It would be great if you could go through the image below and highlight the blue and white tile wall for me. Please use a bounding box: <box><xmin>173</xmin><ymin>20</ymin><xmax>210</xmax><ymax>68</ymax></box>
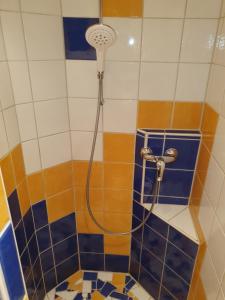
<box><xmin>134</xmin><ymin>129</ymin><xmax>201</xmax><ymax>205</ymax></box>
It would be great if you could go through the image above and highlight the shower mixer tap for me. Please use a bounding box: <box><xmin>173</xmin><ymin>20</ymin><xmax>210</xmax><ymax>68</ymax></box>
<box><xmin>140</xmin><ymin>147</ymin><xmax>178</xmax><ymax>181</ymax></box>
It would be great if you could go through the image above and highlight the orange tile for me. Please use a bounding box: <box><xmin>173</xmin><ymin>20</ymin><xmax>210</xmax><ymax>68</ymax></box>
<box><xmin>201</xmin><ymin>103</ymin><xmax>218</xmax><ymax>152</ymax></box>
<box><xmin>196</xmin><ymin>143</ymin><xmax>210</xmax><ymax>185</ymax></box>
<box><xmin>73</xmin><ymin>161</ymin><xmax>103</xmax><ymax>188</ymax></box>
<box><xmin>92</xmin><ymin>291</ymin><xmax>105</xmax><ymax>300</ymax></box>
<box><xmin>43</xmin><ymin>161</ymin><xmax>73</xmax><ymax>197</ymax></box>
<box><xmin>103</xmin><ymin>212</ymin><xmax>132</xmax><ymax>232</ymax></box>
<box><xmin>172</xmin><ymin>102</ymin><xmax>202</xmax><ymax>129</ymax></box>
<box><xmin>194</xmin><ymin>278</ymin><xmax>206</xmax><ymax>300</ymax></box>
<box><xmin>11</xmin><ymin>145</ymin><xmax>26</xmax><ymax>185</ymax></box>
<box><xmin>104</xmin><ymin>189</ymin><xmax>132</xmax><ymax>213</ymax></box>
<box><xmin>112</xmin><ymin>273</ymin><xmax>126</xmax><ymax>286</ymax></box>
<box><xmin>137</xmin><ymin>101</ymin><xmax>173</xmax><ymax>129</ymax></box>
<box><xmin>102</xmin><ymin>0</ymin><xmax>143</xmax><ymax>17</ymax></box>
<box><xmin>0</xmin><ymin>154</ymin><xmax>16</xmax><ymax>197</ymax></box>
<box><xmin>104</xmin><ymin>163</ymin><xmax>133</xmax><ymax>189</ymax></box>
<box><xmin>104</xmin><ymin>235</ymin><xmax>131</xmax><ymax>255</ymax></box>
<box><xmin>74</xmin><ymin>187</ymin><xmax>104</xmax><ymax>212</ymax></box>
<box><xmin>68</xmin><ymin>270</ymin><xmax>83</xmax><ymax>284</ymax></box>
<box><xmin>76</xmin><ymin>211</ymin><xmax>104</xmax><ymax>234</ymax></box>
<box><xmin>47</xmin><ymin>189</ymin><xmax>74</xmax><ymax>223</ymax></box>
<box><xmin>27</xmin><ymin>172</ymin><xmax>44</xmax><ymax>205</ymax></box>
<box><xmin>17</xmin><ymin>179</ymin><xmax>30</xmax><ymax>216</ymax></box>
<box><xmin>103</xmin><ymin>133</ymin><xmax>135</xmax><ymax>163</ymax></box>
<box><xmin>0</xmin><ymin>174</ymin><xmax>10</xmax><ymax>231</ymax></box>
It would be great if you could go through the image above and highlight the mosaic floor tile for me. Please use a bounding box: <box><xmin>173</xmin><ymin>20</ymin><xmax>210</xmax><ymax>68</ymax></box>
<box><xmin>45</xmin><ymin>271</ymin><xmax>154</xmax><ymax>300</ymax></box>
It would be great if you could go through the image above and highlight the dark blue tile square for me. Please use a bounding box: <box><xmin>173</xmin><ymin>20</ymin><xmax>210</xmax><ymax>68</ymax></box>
<box><xmin>44</xmin><ymin>269</ymin><xmax>57</xmax><ymax>293</ymax></box>
<box><xmin>50</xmin><ymin>213</ymin><xmax>76</xmax><ymax>245</ymax></box>
<box><xmin>83</xmin><ymin>271</ymin><xmax>98</xmax><ymax>280</ymax></box>
<box><xmin>15</xmin><ymin>220</ymin><xmax>27</xmax><ymax>255</ymax></box>
<box><xmin>28</xmin><ymin>234</ymin><xmax>39</xmax><ymax>265</ymax></box>
<box><xmin>36</xmin><ymin>225</ymin><xmax>51</xmax><ymax>253</ymax></box>
<box><xmin>97</xmin><ymin>279</ymin><xmax>105</xmax><ymax>289</ymax></box>
<box><xmin>32</xmin><ymin>200</ymin><xmax>48</xmax><ymax>230</ymax></box>
<box><xmin>129</xmin><ymin>258</ymin><xmax>139</xmax><ymax>282</ymax></box>
<box><xmin>131</xmin><ymin>237</ymin><xmax>141</xmax><ymax>262</ymax></box>
<box><xmin>56</xmin><ymin>254</ymin><xmax>79</xmax><ymax>284</ymax></box>
<box><xmin>21</xmin><ymin>247</ymin><xmax>32</xmax><ymax>280</ymax></box>
<box><xmin>144</xmin><ymin>168</ymin><xmax>157</xmax><ymax>195</ymax></box>
<box><xmin>36</xmin><ymin>278</ymin><xmax>45</xmax><ymax>300</ymax></box>
<box><xmin>143</xmin><ymin>224</ymin><xmax>167</xmax><ymax>260</ymax></box>
<box><xmin>78</xmin><ymin>233</ymin><xmax>103</xmax><ymax>253</ymax></box>
<box><xmin>141</xmin><ymin>246</ymin><xmax>163</xmax><ymax>281</ymax></box>
<box><xmin>32</xmin><ymin>257</ymin><xmax>42</xmax><ymax>288</ymax></box>
<box><xmin>80</xmin><ymin>253</ymin><xmax>104</xmax><ymax>271</ymax></box>
<box><xmin>158</xmin><ymin>196</ymin><xmax>188</xmax><ymax>205</ymax></box>
<box><xmin>133</xmin><ymin>164</ymin><xmax>143</xmax><ymax>193</ymax></box>
<box><xmin>8</xmin><ymin>190</ymin><xmax>21</xmax><ymax>227</ymax></box>
<box><xmin>125</xmin><ymin>279</ymin><xmax>135</xmax><ymax>291</ymax></box>
<box><xmin>162</xmin><ymin>266</ymin><xmax>189</xmax><ymax>300</ymax></box>
<box><xmin>159</xmin><ymin>170</ymin><xmax>194</xmax><ymax>198</ymax></box>
<box><xmin>135</xmin><ymin>134</ymin><xmax>145</xmax><ymax>166</ymax></box>
<box><xmin>23</xmin><ymin>208</ymin><xmax>35</xmax><ymax>241</ymax></box>
<box><xmin>133</xmin><ymin>201</ymin><xmax>144</xmax><ymax>220</ymax></box>
<box><xmin>160</xmin><ymin>287</ymin><xmax>176</xmax><ymax>300</ymax></box>
<box><xmin>139</xmin><ymin>267</ymin><xmax>160</xmax><ymax>300</ymax></box>
<box><xmin>105</xmin><ymin>255</ymin><xmax>129</xmax><ymax>273</ymax></box>
<box><xmin>169</xmin><ymin>226</ymin><xmax>198</xmax><ymax>260</ymax></box>
<box><xmin>53</xmin><ymin>235</ymin><xmax>77</xmax><ymax>265</ymax></box>
<box><xmin>40</xmin><ymin>248</ymin><xmax>54</xmax><ymax>273</ymax></box>
<box><xmin>133</xmin><ymin>190</ymin><xmax>141</xmax><ymax>202</ymax></box>
<box><xmin>56</xmin><ymin>281</ymin><xmax>68</xmax><ymax>292</ymax></box>
<box><xmin>111</xmin><ymin>291</ymin><xmax>129</xmax><ymax>300</ymax></box>
<box><xmin>63</xmin><ymin>17</ymin><xmax>99</xmax><ymax>60</ymax></box>
<box><xmin>25</xmin><ymin>272</ymin><xmax>35</xmax><ymax>299</ymax></box>
<box><xmin>145</xmin><ymin>213</ymin><xmax>168</xmax><ymax>238</ymax></box>
<box><xmin>146</xmin><ymin>138</ymin><xmax>164</xmax><ymax>168</ymax></box>
<box><xmin>100</xmin><ymin>282</ymin><xmax>116</xmax><ymax>297</ymax></box>
<box><xmin>132</xmin><ymin>216</ymin><xmax>143</xmax><ymax>242</ymax></box>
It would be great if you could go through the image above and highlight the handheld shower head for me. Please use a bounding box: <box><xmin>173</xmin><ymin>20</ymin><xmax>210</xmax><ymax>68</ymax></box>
<box><xmin>85</xmin><ymin>24</ymin><xmax>116</xmax><ymax>74</ymax></box>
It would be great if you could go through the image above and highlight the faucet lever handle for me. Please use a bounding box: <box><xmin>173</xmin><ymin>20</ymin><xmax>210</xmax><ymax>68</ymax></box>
<box><xmin>156</xmin><ymin>159</ymin><xmax>165</xmax><ymax>182</ymax></box>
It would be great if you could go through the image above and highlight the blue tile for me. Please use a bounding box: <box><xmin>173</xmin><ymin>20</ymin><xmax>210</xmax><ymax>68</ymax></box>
<box><xmin>32</xmin><ymin>257</ymin><xmax>42</xmax><ymax>288</ymax></box>
<box><xmin>23</xmin><ymin>208</ymin><xmax>35</xmax><ymax>241</ymax></box>
<box><xmin>159</xmin><ymin>170</ymin><xmax>194</xmax><ymax>198</ymax></box>
<box><xmin>168</xmin><ymin>226</ymin><xmax>198</xmax><ymax>260</ymax></box>
<box><xmin>21</xmin><ymin>247</ymin><xmax>32</xmax><ymax>280</ymax></box>
<box><xmin>133</xmin><ymin>190</ymin><xmax>141</xmax><ymax>202</ymax></box>
<box><xmin>40</xmin><ymin>248</ymin><xmax>54</xmax><ymax>273</ymax></box>
<box><xmin>110</xmin><ymin>292</ymin><xmax>129</xmax><ymax>299</ymax></box>
<box><xmin>83</xmin><ymin>271</ymin><xmax>98</xmax><ymax>280</ymax></box>
<box><xmin>36</xmin><ymin>225</ymin><xmax>51</xmax><ymax>253</ymax></box>
<box><xmin>132</xmin><ymin>216</ymin><xmax>143</xmax><ymax>242</ymax></box>
<box><xmin>129</xmin><ymin>258</ymin><xmax>139</xmax><ymax>282</ymax></box>
<box><xmin>50</xmin><ymin>213</ymin><xmax>76</xmax><ymax>245</ymax></box>
<box><xmin>56</xmin><ymin>281</ymin><xmax>68</xmax><ymax>292</ymax></box>
<box><xmin>160</xmin><ymin>287</ymin><xmax>176</xmax><ymax>300</ymax></box>
<box><xmin>125</xmin><ymin>279</ymin><xmax>135</xmax><ymax>291</ymax></box>
<box><xmin>139</xmin><ymin>267</ymin><xmax>160</xmax><ymax>300</ymax></box>
<box><xmin>141</xmin><ymin>246</ymin><xmax>163</xmax><ymax>281</ymax></box>
<box><xmin>100</xmin><ymin>282</ymin><xmax>116</xmax><ymax>297</ymax></box>
<box><xmin>133</xmin><ymin>200</ymin><xmax>144</xmax><ymax>220</ymax></box>
<box><xmin>74</xmin><ymin>293</ymin><xmax>83</xmax><ymax>300</ymax></box>
<box><xmin>165</xmin><ymin>243</ymin><xmax>194</xmax><ymax>284</ymax></box>
<box><xmin>53</xmin><ymin>235</ymin><xmax>77</xmax><ymax>265</ymax></box>
<box><xmin>97</xmin><ymin>279</ymin><xmax>105</xmax><ymax>289</ymax></box>
<box><xmin>44</xmin><ymin>269</ymin><xmax>57</xmax><ymax>293</ymax></box>
<box><xmin>158</xmin><ymin>196</ymin><xmax>188</xmax><ymax>205</ymax></box>
<box><xmin>78</xmin><ymin>233</ymin><xmax>103</xmax><ymax>253</ymax></box>
<box><xmin>8</xmin><ymin>190</ymin><xmax>21</xmax><ymax>227</ymax></box>
<box><xmin>131</xmin><ymin>237</ymin><xmax>141</xmax><ymax>262</ymax></box>
<box><xmin>105</xmin><ymin>255</ymin><xmax>129</xmax><ymax>273</ymax></box>
<box><xmin>80</xmin><ymin>253</ymin><xmax>104</xmax><ymax>271</ymax></box>
<box><xmin>143</xmin><ymin>194</ymin><xmax>156</xmax><ymax>203</ymax></box>
<box><xmin>0</xmin><ymin>224</ymin><xmax>25</xmax><ymax>300</ymax></box>
<box><xmin>146</xmin><ymin>138</ymin><xmax>164</xmax><ymax>168</ymax></box>
<box><xmin>36</xmin><ymin>278</ymin><xmax>45</xmax><ymax>300</ymax></box>
<box><xmin>143</xmin><ymin>224</ymin><xmax>167</xmax><ymax>260</ymax></box>
<box><xmin>133</xmin><ymin>164</ymin><xmax>143</xmax><ymax>193</ymax></box>
<box><xmin>15</xmin><ymin>220</ymin><xmax>27</xmax><ymax>255</ymax></box>
<box><xmin>56</xmin><ymin>254</ymin><xmax>79</xmax><ymax>284</ymax></box>
<box><xmin>32</xmin><ymin>200</ymin><xmax>48</xmax><ymax>230</ymax></box>
<box><xmin>145</xmin><ymin>212</ymin><xmax>168</xmax><ymax>238</ymax></box>
<box><xmin>162</xmin><ymin>266</ymin><xmax>189</xmax><ymax>300</ymax></box>
<box><xmin>28</xmin><ymin>234</ymin><xmax>39</xmax><ymax>265</ymax></box>
<box><xmin>63</xmin><ymin>17</ymin><xmax>99</xmax><ymax>60</ymax></box>
<box><xmin>25</xmin><ymin>272</ymin><xmax>35</xmax><ymax>299</ymax></box>
<box><xmin>144</xmin><ymin>168</ymin><xmax>157</xmax><ymax>195</ymax></box>
<box><xmin>135</xmin><ymin>134</ymin><xmax>145</xmax><ymax>166</ymax></box>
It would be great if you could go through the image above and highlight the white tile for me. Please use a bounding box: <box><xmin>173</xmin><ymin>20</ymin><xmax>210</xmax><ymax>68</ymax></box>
<box><xmin>212</xmin><ymin>116</ymin><xmax>225</xmax><ymax>172</ymax></box>
<box><xmin>56</xmin><ymin>291</ymin><xmax>78</xmax><ymax>300</ymax></box>
<box><xmin>0</xmin><ymin>62</ymin><xmax>14</xmax><ymax>109</ymax></box>
<box><xmin>34</xmin><ymin>99</ymin><xmax>69</xmax><ymax>137</ymax></box>
<box><xmin>216</xmin><ymin>180</ymin><xmax>225</xmax><ymax>235</ymax></box>
<box><xmin>22</xmin><ymin>14</ymin><xmax>64</xmax><ymax>60</ymax></box>
<box><xmin>180</xmin><ymin>19</ymin><xmax>218</xmax><ymax>63</ymax></box>
<box><xmin>8</xmin><ymin>61</ymin><xmax>32</xmax><ymax>104</ymax></box>
<box><xmin>0</xmin><ymin>112</ymin><xmax>9</xmax><ymax>158</ymax></box>
<box><xmin>199</xmin><ymin>191</ymin><xmax>215</xmax><ymax>241</ymax></box>
<box><xmin>103</xmin><ymin>100</ymin><xmax>137</xmax><ymax>133</ymax></box>
<box><xmin>3</xmin><ymin>106</ymin><xmax>20</xmax><ymax>149</ymax></box>
<box><xmin>222</xmin><ymin>1</ymin><xmax>225</xmax><ymax>17</ymax></box>
<box><xmin>186</xmin><ymin>0</ymin><xmax>222</xmax><ymax>18</ymax></box>
<box><xmin>16</xmin><ymin>103</ymin><xmax>37</xmax><ymax>142</ymax></box>
<box><xmin>66</xmin><ymin>60</ymin><xmax>98</xmax><ymax>98</ymax></box>
<box><xmin>139</xmin><ymin>62</ymin><xmax>177</xmax><ymax>100</ymax></box>
<box><xmin>0</xmin><ymin>23</ymin><xmax>6</xmax><ymax>61</ymax></box>
<box><xmin>143</xmin><ymin>0</ymin><xmax>186</xmax><ymax>18</ymax></box>
<box><xmin>82</xmin><ymin>281</ymin><xmax>92</xmax><ymax>293</ymax></box>
<box><xmin>214</xmin><ymin>19</ymin><xmax>225</xmax><ymax>67</ymax></box>
<box><xmin>29</xmin><ymin>61</ymin><xmax>67</xmax><ymax>100</ymax></box>
<box><xmin>98</xmin><ymin>272</ymin><xmax>113</xmax><ymax>282</ymax></box>
<box><xmin>217</xmin><ymin>290</ymin><xmax>225</xmax><ymax>300</ymax></box>
<box><xmin>0</xmin><ymin>11</ymin><xmax>26</xmax><ymax>60</ymax></box>
<box><xmin>71</xmin><ymin>131</ymin><xmax>102</xmax><ymax>161</ymax></box>
<box><xmin>104</xmin><ymin>18</ymin><xmax>142</xmax><ymax>62</ymax></box>
<box><xmin>22</xmin><ymin>140</ymin><xmax>41</xmax><ymax>174</ymax></box>
<box><xmin>141</xmin><ymin>19</ymin><xmax>183</xmax><ymax>62</ymax></box>
<box><xmin>175</xmin><ymin>63</ymin><xmax>210</xmax><ymax>102</ymax></box>
<box><xmin>104</xmin><ymin>62</ymin><xmax>139</xmax><ymax>99</ymax></box>
<box><xmin>21</xmin><ymin>0</ymin><xmax>61</xmax><ymax>15</ymax></box>
<box><xmin>0</xmin><ymin>0</ymin><xmax>20</xmax><ymax>11</ymax></box>
<box><xmin>201</xmin><ymin>250</ymin><xmax>220</xmax><ymax>300</ymax></box>
<box><xmin>130</xmin><ymin>284</ymin><xmax>150</xmax><ymax>300</ymax></box>
<box><xmin>39</xmin><ymin>132</ymin><xmax>71</xmax><ymax>168</ymax></box>
<box><xmin>61</xmin><ymin>0</ymin><xmax>99</xmax><ymax>17</ymax></box>
<box><xmin>69</xmin><ymin>98</ymin><xmax>102</xmax><ymax>131</ymax></box>
<box><xmin>222</xmin><ymin>274</ymin><xmax>225</xmax><ymax>297</ymax></box>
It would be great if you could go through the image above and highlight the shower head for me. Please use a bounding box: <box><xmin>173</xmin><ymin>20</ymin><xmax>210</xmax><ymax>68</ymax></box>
<box><xmin>85</xmin><ymin>23</ymin><xmax>116</xmax><ymax>74</ymax></box>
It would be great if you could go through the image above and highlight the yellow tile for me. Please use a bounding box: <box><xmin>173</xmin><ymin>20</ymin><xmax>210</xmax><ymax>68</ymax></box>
<box><xmin>0</xmin><ymin>154</ymin><xmax>16</xmax><ymax>197</ymax></box>
<box><xmin>112</xmin><ymin>273</ymin><xmax>126</xmax><ymax>286</ymax></box>
<box><xmin>103</xmin><ymin>212</ymin><xmax>132</xmax><ymax>232</ymax></box>
<box><xmin>43</xmin><ymin>161</ymin><xmax>73</xmax><ymax>197</ymax></box>
<box><xmin>68</xmin><ymin>282</ymin><xmax>83</xmax><ymax>292</ymax></box>
<box><xmin>47</xmin><ymin>189</ymin><xmax>74</xmax><ymax>223</ymax></box>
<box><xmin>92</xmin><ymin>291</ymin><xmax>105</xmax><ymax>300</ymax></box>
<box><xmin>104</xmin><ymin>189</ymin><xmax>132</xmax><ymax>213</ymax></box>
<box><xmin>74</xmin><ymin>187</ymin><xmax>104</xmax><ymax>212</ymax></box>
<box><xmin>194</xmin><ymin>278</ymin><xmax>206</xmax><ymax>300</ymax></box>
<box><xmin>0</xmin><ymin>174</ymin><xmax>10</xmax><ymax>231</ymax></box>
<box><xmin>68</xmin><ymin>270</ymin><xmax>83</xmax><ymax>284</ymax></box>
<box><xmin>172</xmin><ymin>102</ymin><xmax>202</xmax><ymax>129</ymax></box>
<box><xmin>73</xmin><ymin>161</ymin><xmax>103</xmax><ymax>188</ymax></box>
<box><xmin>104</xmin><ymin>163</ymin><xmax>133</xmax><ymax>189</ymax></box>
<box><xmin>104</xmin><ymin>234</ymin><xmax>131</xmax><ymax>255</ymax></box>
<box><xmin>137</xmin><ymin>101</ymin><xmax>173</xmax><ymax>129</ymax></box>
<box><xmin>76</xmin><ymin>211</ymin><xmax>104</xmax><ymax>234</ymax></box>
<box><xmin>11</xmin><ymin>145</ymin><xmax>26</xmax><ymax>185</ymax></box>
<box><xmin>102</xmin><ymin>0</ymin><xmax>143</xmax><ymax>17</ymax></box>
<box><xmin>103</xmin><ymin>133</ymin><xmax>135</xmax><ymax>163</ymax></box>
<box><xmin>17</xmin><ymin>180</ymin><xmax>30</xmax><ymax>216</ymax></box>
<box><xmin>27</xmin><ymin>172</ymin><xmax>44</xmax><ymax>205</ymax></box>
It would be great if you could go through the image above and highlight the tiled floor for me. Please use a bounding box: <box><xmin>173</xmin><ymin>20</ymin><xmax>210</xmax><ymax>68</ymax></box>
<box><xmin>45</xmin><ymin>270</ymin><xmax>154</xmax><ymax>300</ymax></box>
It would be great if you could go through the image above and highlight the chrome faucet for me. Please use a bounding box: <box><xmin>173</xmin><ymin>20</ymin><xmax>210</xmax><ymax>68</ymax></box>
<box><xmin>140</xmin><ymin>147</ymin><xmax>178</xmax><ymax>181</ymax></box>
